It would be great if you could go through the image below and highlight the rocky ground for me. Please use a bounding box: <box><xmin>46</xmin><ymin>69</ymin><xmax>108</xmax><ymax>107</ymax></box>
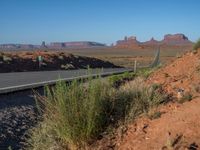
<box><xmin>0</xmin><ymin>90</ymin><xmax>42</xmax><ymax>150</ymax></box>
<box><xmin>0</xmin><ymin>51</ymin><xmax>117</xmax><ymax>73</ymax></box>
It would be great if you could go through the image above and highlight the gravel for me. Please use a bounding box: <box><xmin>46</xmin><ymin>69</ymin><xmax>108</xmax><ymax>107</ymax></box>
<box><xmin>0</xmin><ymin>89</ymin><xmax>43</xmax><ymax>150</ymax></box>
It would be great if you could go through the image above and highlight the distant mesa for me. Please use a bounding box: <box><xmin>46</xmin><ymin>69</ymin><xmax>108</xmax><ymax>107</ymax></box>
<box><xmin>0</xmin><ymin>41</ymin><xmax>106</xmax><ymax>50</ymax></box>
<box><xmin>115</xmin><ymin>33</ymin><xmax>193</xmax><ymax>48</ymax></box>
<box><xmin>162</xmin><ymin>34</ymin><xmax>193</xmax><ymax>45</ymax></box>
<box><xmin>0</xmin><ymin>44</ymin><xmax>39</xmax><ymax>49</ymax></box>
<box><xmin>0</xmin><ymin>33</ymin><xmax>193</xmax><ymax>50</ymax></box>
<box><xmin>50</xmin><ymin>41</ymin><xmax>106</xmax><ymax>49</ymax></box>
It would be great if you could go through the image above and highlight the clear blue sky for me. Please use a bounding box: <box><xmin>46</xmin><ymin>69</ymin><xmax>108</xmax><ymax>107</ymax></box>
<box><xmin>0</xmin><ymin>0</ymin><xmax>199</xmax><ymax>45</ymax></box>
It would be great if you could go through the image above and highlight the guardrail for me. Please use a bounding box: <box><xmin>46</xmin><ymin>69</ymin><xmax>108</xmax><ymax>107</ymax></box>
<box><xmin>0</xmin><ymin>69</ymin><xmax>133</xmax><ymax>94</ymax></box>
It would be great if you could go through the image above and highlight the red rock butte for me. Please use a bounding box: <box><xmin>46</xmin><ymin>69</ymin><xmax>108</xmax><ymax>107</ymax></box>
<box><xmin>0</xmin><ymin>33</ymin><xmax>193</xmax><ymax>50</ymax></box>
<box><xmin>115</xmin><ymin>33</ymin><xmax>193</xmax><ymax>48</ymax></box>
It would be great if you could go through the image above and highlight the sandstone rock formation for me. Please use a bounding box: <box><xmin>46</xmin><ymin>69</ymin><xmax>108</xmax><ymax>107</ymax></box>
<box><xmin>143</xmin><ymin>37</ymin><xmax>160</xmax><ymax>46</ymax></box>
<box><xmin>115</xmin><ymin>34</ymin><xmax>193</xmax><ymax>48</ymax></box>
<box><xmin>162</xmin><ymin>34</ymin><xmax>192</xmax><ymax>45</ymax></box>
<box><xmin>116</xmin><ymin>36</ymin><xmax>141</xmax><ymax>48</ymax></box>
<box><xmin>0</xmin><ymin>34</ymin><xmax>193</xmax><ymax>50</ymax></box>
<box><xmin>41</xmin><ymin>41</ymin><xmax>47</xmax><ymax>48</ymax></box>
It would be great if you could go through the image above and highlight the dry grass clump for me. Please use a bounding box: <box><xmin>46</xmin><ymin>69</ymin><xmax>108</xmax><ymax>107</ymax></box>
<box><xmin>27</xmin><ymin>76</ymin><xmax>165</xmax><ymax>149</ymax></box>
<box><xmin>118</xmin><ymin>77</ymin><xmax>164</xmax><ymax>122</ymax></box>
<box><xmin>28</xmin><ymin>77</ymin><xmax>116</xmax><ymax>149</ymax></box>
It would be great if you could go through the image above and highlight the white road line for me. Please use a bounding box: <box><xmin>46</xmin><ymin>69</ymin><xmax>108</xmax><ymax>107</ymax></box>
<box><xmin>0</xmin><ymin>69</ymin><xmax>132</xmax><ymax>94</ymax></box>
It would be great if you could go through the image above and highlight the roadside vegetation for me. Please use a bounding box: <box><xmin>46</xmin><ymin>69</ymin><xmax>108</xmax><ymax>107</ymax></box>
<box><xmin>27</xmin><ymin>69</ymin><xmax>166</xmax><ymax>149</ymax></box>
<box><xmin>108</xmin><ymin>68</ymin><xmax>154</xmax><ymax>88</ymax></box>
<box><xmin>193</xmin><ymin>38</ymin><xmax>200</xmax><ymax>50</ymax></box>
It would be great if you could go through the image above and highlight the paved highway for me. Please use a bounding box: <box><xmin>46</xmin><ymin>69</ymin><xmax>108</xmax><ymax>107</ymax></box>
<box><xmin>0</xmin><ymin>68</ymin><xmax>132</xmax><ymax>94</ymax></box>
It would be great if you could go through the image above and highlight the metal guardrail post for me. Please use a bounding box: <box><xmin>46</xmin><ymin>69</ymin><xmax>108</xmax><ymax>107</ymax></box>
<box><xmin>134</xmin><ymin>60</ymin><xmax>137</xmax><ymax>73</ymax></box>
<box><xmin>150</xmin><ymin>46</ymin><xmax>160</xmax><ymax>68</ymax></box>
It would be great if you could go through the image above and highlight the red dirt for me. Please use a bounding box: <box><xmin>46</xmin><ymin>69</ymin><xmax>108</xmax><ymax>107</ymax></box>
<box><xmin>94</xmin><ymin>49</ymin><xmax>200</xmax><ymax>150</ymax></box>
<box><xmin>147</xmin><ymin>49</ymin><xmax>200</xmax><ymax>98</ymax></box>
<box><xmin>117</xmin><ymin>49</ymin><xmax>200</xmax><ymax>150</ymax></box>
<box><xmin>117</xmin><ymin>98</ymin><xmax>200</xmax><ymax>150</ymax></box>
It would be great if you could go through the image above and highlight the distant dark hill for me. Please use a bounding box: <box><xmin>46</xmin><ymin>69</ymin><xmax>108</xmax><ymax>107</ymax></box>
<box><xmin>0</xmin><ymin>44</ymin><xmax>40</xmax><ymax>49</ymax></box>
<box><xmin>49</xmin><ymin>41</ymin><xmax>106</xmax><ymax>49</ymax></box>
<box><xmin>0</xmin><ymin>51</ymin><xmax>117</xmax><ymax>73</ymax></box>
<box><xmin>0</xmin><ymin>41</ymin><xmax>106</xmax><ymax>50</ymax></box>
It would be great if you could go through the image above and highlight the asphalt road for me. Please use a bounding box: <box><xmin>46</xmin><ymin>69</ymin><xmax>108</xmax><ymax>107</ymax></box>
<box><xmin>0</xmin><ymin>68</ymin><xmax>132</xmax><ymax>94</ymax></box>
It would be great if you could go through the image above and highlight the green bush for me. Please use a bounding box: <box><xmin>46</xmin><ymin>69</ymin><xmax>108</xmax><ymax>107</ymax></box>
<box><xmin>28</xmin><ymin>76</ymin><xmax>165</xmax><ymax>149</ymax></box>
<box><xmin>29</xmin><ymin>77</ymin><xmax>116</xmax><ymax>149</ymax></box>
<box><xmin>108</xmin><ymin>68</ymin><xmax>153</xmax><ymax>87</ymax></box>
<box><xmin>108</xmin><ymin>72</ymin><xmax>136</xmax><ymax>87</ymax></box>
<box><xmin>136</xmin><ymin>68</ymin><xmax>153</xmax><ymax>78</ymax></box>
<box><xmin>193</xmin><ymin>39</ymin><xmax>200</xmax><ymax>50</ymax></box>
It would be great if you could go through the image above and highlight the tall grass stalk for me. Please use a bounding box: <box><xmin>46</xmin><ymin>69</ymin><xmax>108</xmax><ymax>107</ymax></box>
<box><xmin>30</xmin><ymin>77</ymin><xmax>115</xmax><ymax>149</ymax></box>
<box><xmin>119</xmin><ymin>77</ymin><xmax>164</xmax><ymax>122</ymax></box>
<box><xmin>28</xmin><ymin>76</ymin><xmax>165</xmax><ymax>149</ymax></box>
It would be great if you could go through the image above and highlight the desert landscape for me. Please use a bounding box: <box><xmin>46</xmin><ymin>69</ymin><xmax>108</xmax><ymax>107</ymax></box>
<box><xmin>0</xmin><ymin>33</ymin><xmax>193</xmax><ymax>69</ymax></box>
<box><xmin>0</xmin><ymin>39</ymin><xmax>200</xmax><ymax>149</ymax></box>
<box><xmin>1</xmin><ymin>0</ymin><xmax>200</xmax><ymax>150</ymax></box>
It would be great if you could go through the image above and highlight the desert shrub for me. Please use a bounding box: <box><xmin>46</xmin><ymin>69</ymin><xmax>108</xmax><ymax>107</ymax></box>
<box><xmin>3</xmin><ymin>55</ymin><xmax>12</xmax><ymax>62</ymax></box>
<box><xmin>118</xmin><ymin>77</ymin><xmax>165</xmax><ymax>122</ymax></box>
<box><xmin>28</xmin><ymin>77</ymin><xmax>116</xmax><ymax>149</ymax></box>
<box><xmin>108</xmin><ymin>68</ymin><xmax>153</xmax><ymax>88</ymax></box>
<box><xmin>108</xmin><ymin>72</ymin><xmax>135</xmax><ymax>87</ymax></box>
<box><xmin>27</xmin><ymin>120</ymin><xmax>66</xmax><ymax>150</ymax></box>
<box><xmin>136</xmin><ymin>68</ymin><xmax>153</xmax><ymax>78</ymax></box>
<box><xmin>151</xmin><ymin>83</ymin><xmax>162</xmax><ymax>90</ymax></box>
<box><xmin>147</xmin><ymin>110</ymin><xmax>162</xmax><ymax>120</ymax></box>
<box><xmin>193</xmin><ymin>38</ymin><xmax>200</xmax><ymax>50</ymax></box>
<box><xmin>122</xmin><ymin>71</ymin><xmax>134</xmax><ymax>78</ymax></box>
<box><xmin>28</xmin><ymin>76</ymin><xmax>164</xmax><ymax>149</ymax></box>
<box><xmin>108</xmin><ymin>75</ymin><xmax>122</xmax><ymax>86</ymax></box>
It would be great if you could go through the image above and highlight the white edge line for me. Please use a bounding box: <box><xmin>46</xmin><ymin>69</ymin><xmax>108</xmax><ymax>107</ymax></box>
<box><xmin>0</xmin><ymin>69</ymin><xmax>133</xmax><ymax>94</ymax></box>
